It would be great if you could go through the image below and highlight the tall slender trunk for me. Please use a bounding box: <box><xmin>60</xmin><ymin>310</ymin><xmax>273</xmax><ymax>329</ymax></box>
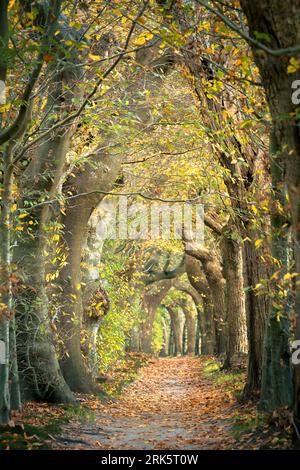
<box><xmin>0</xmin><ymin>0</ymin><xmax>12</xmax><ymax>426</ymax></box>
<box><xmin>9</xmin><ymin>317</ymin><xmax>21</xmax><ymax>411</ymax></box>
<box><xmin>195</xmin><ymin>308</ymin><xmax>201</xmax><ymax>356</ymax></box>
<box><xmin>242</xmin><ymin>237</ymin><xmax>269</xmax><ymax>399</ymax></box>
<box><xmin>222</xmin><ymin>237</ymin><xmax>248</xmax><ymax>368</ymax></box>
<box><xmin>160</xmin><ymin>316</ymin><xmax>169</xmax><ymax>357</ymax></box>
<box><xmin>0</xmin><ymin>147</ymin><xmax>15</xmax><ymax>423</ymax></box>
<box><xmin>260</xmin><ymin>131</ymin><xmax>293</xmax><ymax>411</ymax></box>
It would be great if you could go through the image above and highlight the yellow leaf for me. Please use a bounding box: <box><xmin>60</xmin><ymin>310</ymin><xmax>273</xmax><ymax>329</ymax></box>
<box><xmin>255</xmin><ymin>239</ymin><xmax>263</xmax><ymax>249</ymax></box>
<box><xmin>251</xmin><ymin>205</ymin><xmax>258</xmax><ymax>215</ymax></box>
<box><xmin>89</xmin><ymin>54</ymin><xmax>101</xmax><ymax>61</ymax></box>
<box><xmin>287</xmin><ymin>57</ymin><xmax>300</xmax><ymax>74</ymax></box>
<box><xmin>0</xmin><ymin>103</ymin><xmax>10</xmax><ymax>113</ymax></box>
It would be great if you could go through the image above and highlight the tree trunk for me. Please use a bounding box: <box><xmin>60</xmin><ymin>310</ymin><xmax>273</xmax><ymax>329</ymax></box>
<box><xmin>9</xmin><ymin>318</ymin><xmax>21</xmax><ymax>411</ymax></box>
<box><xmin>140</xmin><ymin>281</ymin><xmax>172</xmax><ymax>354</ymax></box>
<box><xmin>239</xmin><ymin>0</ymin><xmax>298</xmax><ymax>405</ymax></box>
<box><xmin>0</xmin><ymin>1</ymin><xmax>13</xmax><ymax>425</ymax></box>
<box><xmin>242</xmin><ymin>236</ymin><xmax>269</xmax><ymax>400</ymax></box>
<box><xmin>58</xmin><ymin>151</ymin><xmax>121</xmax><ymax>392</ymax></box>
<box><xmin>185</xmin><ymin>255</ymin><xmax>215</xmax><ymax>354</ymax></box>
<box><xmin>160</xmin><ymin>316</ymin><xmax>169</xmax><ymax>357</ymax></box>
<box><xmin>182</xmin><ymin>304</ymin><xmax>196</xmax><ymax>355</ymax></box>
<box><xmin>222</xmin><ymin>236</ymin><xmax>248</xmax><ymax>368</ymax></box>
<box><xmin>260</xmin><ymin>131</ymin><xmax>293</xmax><ymax>411</ymax></box>
<box><xmin>0</xmin><ymin>151</ymin><xmax>13</xmax><ymax>424</ymax></box>
<box><xmin>15</xmin><ymin>231</ymin><xmax>75</xmax><ymax>404</ymax></box>
<box><xmin>167</xmin><ymin>307</ymin><xmax>183</xmax><ymax>356</ymax></box>
<box><xmin>195</xmin><ymin>308</ymin><xmax>201</xmax><ymax>356</ymax></box>
<box><xmin>185</xmin><ymin>247</ymin><xmax>226</xmax><ymax>354</ymax></box>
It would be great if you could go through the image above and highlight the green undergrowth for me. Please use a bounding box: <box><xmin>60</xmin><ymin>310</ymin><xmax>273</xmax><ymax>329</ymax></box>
<box><xmin>202</xmin><ymin>357</ymin><xmax>292</xmax><ymax>449</ymax></box>
<box><xmin>202</xmin><ymin>357</ymin><xmax>246</xmax><ymax>399</ymax></box>
<box><xmin>98</xmin><ymin>352</ymin><xmax>150</xmax><ymax>398</ymax></box>
<box><xmin>231</xmin><ymin>408</ymin><xmax>293</xmax><ymax>449</ymax></box>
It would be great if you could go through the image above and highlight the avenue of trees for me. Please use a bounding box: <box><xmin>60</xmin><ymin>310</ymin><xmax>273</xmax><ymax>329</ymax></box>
<box><xmin>1</xmin><ymin>0</ymin><xmax>300</xmax><ymax>445</ymax></box>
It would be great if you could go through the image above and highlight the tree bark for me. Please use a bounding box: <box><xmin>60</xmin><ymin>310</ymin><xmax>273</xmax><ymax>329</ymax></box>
<box><xmin>167</xmin><ymin>306</ymin><xmax>183</xmax><ymax>356</ymax></box>
<box><xmin>140</xmin><ymin>281</ymin><xmax>172</xmax><ymax>354</ymax></box>
<box><xmin>185</xmin><ymin>255</ymin><xmax>215</xmax><ymax>354</ymax></box>
<box><xmin>15</xmin><ymin>46</ymin><xmax>81</xmax><ymax>404</ymax></box>
<box><xmin>222</xmin><ymin>235</ymin><xmax>248</xmax><ymax>368</ymax></box>
<box><xmin>185</xmin><ymin>247</ymin><xmax>226</xmax><ymax>354</ymax></box>
<box><xmin>58</xmin><ymin>151</ymin><xmax>121</xmax><ymax>392</ymax></box>
<box><xmin>260</xmin><ymin>130</ymin><xmax>293</xmax><ymax>411</ymax></box>
<box><xmin>239</xmin><ymin>0</ymin><xmax>297</xmax><ymax>406</ymax></box>
<box><xmin>181</xmin><ymin>300</ymin><xmax>196</xmax><ymax>355</ymax></box>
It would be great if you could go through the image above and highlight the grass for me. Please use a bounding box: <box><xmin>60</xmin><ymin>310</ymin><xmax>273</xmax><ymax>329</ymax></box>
<box><xmin>202</xmin><ymin>357</ymin><xmax>245</xmax><ymax>399</ymax></box>
<box><xmin>202</xmin><ymin>357</ymin><xmax>293</xmax><ymax>449</ymax></box>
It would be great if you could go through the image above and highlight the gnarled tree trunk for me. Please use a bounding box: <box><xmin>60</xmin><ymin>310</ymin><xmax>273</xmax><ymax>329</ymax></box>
<box><xmin>58</xmin><ymin>152</ymin><xmax>121</xmax><ymax>392</ymax></box>
<box><xmin>185</xmin><ymin>247</ymin><xmax>226</xmax><ymax>354</ymax></box>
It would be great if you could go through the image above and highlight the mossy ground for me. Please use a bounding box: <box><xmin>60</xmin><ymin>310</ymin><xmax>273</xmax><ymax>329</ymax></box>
<box><xmin>202</xmin><ymin>357</ymin><xmax>293</xmax><ymax>449</ymax></box>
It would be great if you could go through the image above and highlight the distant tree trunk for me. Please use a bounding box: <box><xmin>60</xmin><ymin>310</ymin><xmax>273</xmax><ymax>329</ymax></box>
<box><xmin>140</xmin><ymin>281</ymin><xmax>172</xmax><ymax>354</ymax></box>
<box><xmin>181</xmin><ymin>300</ymin><xmax>196</xmax><ymax>355</ymax></box>
<box><xmin>195</xmin><ymin>309</ymin><xmax>201</xmax><ymax>356</ymax></box>
<box><xmin>9</xmin><ymin>318</ymin><xmax>21</xmax><ymax>411</ymax></box>
<box><xmin>160</xmin><ymin>316</ymin><xmax>169</xmax><ymax>357</ymax></box>
<box><xmin>185</xmin><ymin>247</ymin><xmax>226</xmax><ymax>354</ymax></box>
<box><xmin>83</xmin><ymin>285</ymin><xmax>110</xmax><ymax>376</ymax></box>
<box><xmin>182</xmin><ymin>321</ymin><xmax>187</xmax><ymax>355</ymax></box>
<box><xmin>169</xmin><ymin>329</ymin><xmax>175</xmax><ymax>357</ymax></box>
<box><xmin>167</xmin><ymin>306</ymin><xmax>183</xmax><ymax>356</ymax></box>
<box><xmin>185</xmin><ymin>255</ymin><xmax>215</xmax><ymax>354</ymax></box>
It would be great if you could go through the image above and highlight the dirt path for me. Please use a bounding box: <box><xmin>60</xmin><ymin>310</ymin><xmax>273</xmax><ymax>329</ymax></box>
<box><xmin>54</xmin><ymin>357</ymin><xmax>243</xmax><ymax>450</ymax></box>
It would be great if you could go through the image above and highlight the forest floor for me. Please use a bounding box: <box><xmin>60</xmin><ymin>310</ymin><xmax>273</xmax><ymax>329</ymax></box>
<box><xmin>52</xmin><ymin>356</ymin><xmax>292</xmax><ymax>450</ymax></box>
<box><xmin>0</xmin><ymin>355</ymin><xmax>293</xmax><ymax>450</ymax></box>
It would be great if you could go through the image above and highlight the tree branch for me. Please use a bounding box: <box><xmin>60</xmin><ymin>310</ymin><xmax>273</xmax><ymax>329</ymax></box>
<box><xmin>195</xmin><ymin>0</ymin><xmax>300</xmax><ymax>57</ymax></box>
